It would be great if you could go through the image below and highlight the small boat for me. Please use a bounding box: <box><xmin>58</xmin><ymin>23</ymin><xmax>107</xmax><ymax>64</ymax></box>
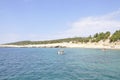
<box><xmin>57</xmin><ymin>50</ymin><xmax>64</xmax><ymax>55</ymax></box>
<box><xmin>102</xmin><ymin>48</ymin><xmax>107</xmax><ymax>51</ymax></box>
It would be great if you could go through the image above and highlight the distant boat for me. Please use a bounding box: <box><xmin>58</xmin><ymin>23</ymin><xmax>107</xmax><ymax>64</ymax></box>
<box><xmin>102</xmin><ymin>48</ymin><xmax>107</xmax><ymax>51</ymax></box>
<box><xmin>57</xmin><ymin>50</ymin><xmax>64</xmax><ymax>55</ymax></box>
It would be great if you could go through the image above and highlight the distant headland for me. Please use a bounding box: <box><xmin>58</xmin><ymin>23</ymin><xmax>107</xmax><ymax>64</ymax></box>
<box><xmin>0</xmin><ymin>30</ymin><xmax>120</xmax><ymax>49</ymax></box>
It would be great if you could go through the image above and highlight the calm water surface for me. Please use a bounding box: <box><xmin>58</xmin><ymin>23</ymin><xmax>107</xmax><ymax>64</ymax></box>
<box><xmin>0</xmin><ymin>48</ymin><xmax>120</xmax><ymax>80</ymax></box>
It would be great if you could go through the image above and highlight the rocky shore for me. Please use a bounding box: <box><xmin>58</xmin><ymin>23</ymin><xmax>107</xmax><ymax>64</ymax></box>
<box><xmin>0</xmin><ymin>41</ymin><xmax>120</xmax><ymax>49</ymax></box>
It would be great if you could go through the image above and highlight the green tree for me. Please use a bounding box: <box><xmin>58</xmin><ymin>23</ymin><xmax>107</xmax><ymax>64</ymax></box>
<box><xmin>110</xmin><ymin>30</ymin><xmax>120</xmax><ymax>42</ymax></box>
<box><xmin>94</xmin><ymin>33</ymin><xmax>98</xmax><ymax>38</ymax></box>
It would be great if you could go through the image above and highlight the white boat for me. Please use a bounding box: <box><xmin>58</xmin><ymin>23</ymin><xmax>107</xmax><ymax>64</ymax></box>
<box><xmin>57</xmin><ymin>50</ymin><xmax>64</xmax><ymax>55</ymax></box>
<box><xmin>102</xmin><ymin>48</ymin><xmax>107</xmax><ymax>51</ymax></box>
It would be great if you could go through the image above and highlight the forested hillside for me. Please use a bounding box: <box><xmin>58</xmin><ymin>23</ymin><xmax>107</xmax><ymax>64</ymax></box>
<box><xmin>5</xmin><ymin>30</ymin><xmax>120</xmax><ymax>45</ymax></box>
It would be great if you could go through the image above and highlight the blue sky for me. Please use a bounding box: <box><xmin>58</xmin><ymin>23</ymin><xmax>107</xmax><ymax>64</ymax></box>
<box><xmin>0</xmin><ymin>0</ymin><xmax>120</xmax><ymax>43</ymax></box>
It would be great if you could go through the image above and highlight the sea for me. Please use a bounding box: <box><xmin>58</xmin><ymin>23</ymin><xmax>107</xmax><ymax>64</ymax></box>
<box><xmin>0</xmin><ymin>48</ymin><xmax>120</xmax><ymax>80</ymax></box>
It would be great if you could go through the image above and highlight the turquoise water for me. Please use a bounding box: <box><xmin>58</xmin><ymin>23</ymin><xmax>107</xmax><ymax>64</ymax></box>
<box><xmin>0</xmin><ymin>48</ymin><xmax>120</xmax><ymax>80</ymax></box>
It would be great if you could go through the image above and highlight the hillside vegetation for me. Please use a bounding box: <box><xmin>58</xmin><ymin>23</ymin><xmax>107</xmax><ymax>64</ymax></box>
<box><xmin>5</xmin><ymin>30</ymin><xmax>120</xmax><ymax>45</ymax></box>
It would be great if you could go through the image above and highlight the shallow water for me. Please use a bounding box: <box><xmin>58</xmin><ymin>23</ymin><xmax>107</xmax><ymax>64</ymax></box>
<box><xmin>0</xmin><ymin>48</ymin><xmax>120</xmax><ymax>80</ymax></box>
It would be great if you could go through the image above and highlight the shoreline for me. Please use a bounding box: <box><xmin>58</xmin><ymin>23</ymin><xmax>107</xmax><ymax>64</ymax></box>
<box><xmin>0</xmin><ymin>42</ymin><xmax>120</xmax><ymax>50</ymax></box>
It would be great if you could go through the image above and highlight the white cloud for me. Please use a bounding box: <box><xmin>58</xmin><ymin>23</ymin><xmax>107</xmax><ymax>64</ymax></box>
<box><xmin>65</xmin><ymin>9</ymin><xmax>120</xmax><ymax>37</ymax></box>
<box><xmin>1</xmin><ymin>10</ymin><xmax>120</xmax><ymax>44</ymax></box>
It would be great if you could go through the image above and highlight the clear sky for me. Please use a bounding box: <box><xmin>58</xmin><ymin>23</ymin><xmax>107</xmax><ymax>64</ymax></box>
<box><xmin>0</xmin><ymin>0</ymin><xmax>120</xmax><ymax>43</ymax></box>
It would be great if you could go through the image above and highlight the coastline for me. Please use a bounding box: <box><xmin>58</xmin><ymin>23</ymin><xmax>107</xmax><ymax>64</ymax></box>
<box><xmin>0</xmin><ymin>42</ymin><xmax>120</xmax><ymax>49</ymax></box>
